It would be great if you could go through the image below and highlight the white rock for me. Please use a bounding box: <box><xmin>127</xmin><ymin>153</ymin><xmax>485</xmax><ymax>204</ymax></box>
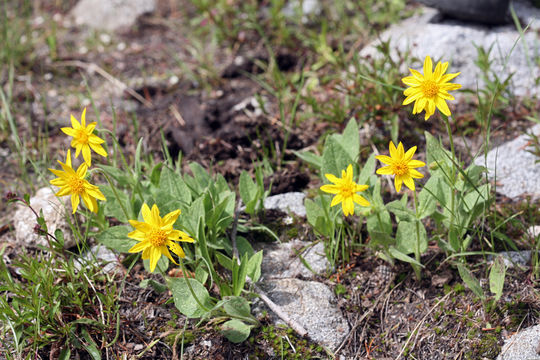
<box><xmin>497</xmin><ymin>324</ymin><xmax>540</xmax><ymax>360</ymax></box>
<box><xmin>256</xmin><ymin>278</ymin><xmax>349</xmax><ymax>351</ymax></box>
<box><xmin>70</xmin><ymin>0</ymin><xmax>155</xmax><ymax>31</ymax></box>
<box><xmin>264</xmin><ymin>192</ymin><xmax>306</xmax><ymax>217</ymax></box>
<box><xmin>474</xmin><ymin>124</ymin><xmax>540</xmax><ymax>199</ymax></box>
<box><xmin>76</xmin><ymin>245</ymin><xmax>122</xmax><ymax>275</ymax></box>
<box><xmin>257</xmin><ymin>239</ymin><xmax>330</xmax><ymax>280</ymax></box>
<box><xmin>13</xmin><ymin>187</ymin><xmax>73</xmax><ymax>248</ymax></box>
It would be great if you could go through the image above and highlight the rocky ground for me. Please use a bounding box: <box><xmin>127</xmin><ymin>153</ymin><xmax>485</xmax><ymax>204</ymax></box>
<box><xmin>1</xmin><ymin>0</ymin><xmax>540</xmax><ymax>359</ymax></box>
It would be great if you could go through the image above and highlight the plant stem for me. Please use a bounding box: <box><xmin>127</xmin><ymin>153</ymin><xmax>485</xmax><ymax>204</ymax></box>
<box><xmin>442</xmin><ymin>114</ymin><xmax>458</xmax><ymax>252</ymax></box>
<box><xmin>413</xmin><ymin>190</ymin><xmax>422</xmax><ymax>281</ymax></box>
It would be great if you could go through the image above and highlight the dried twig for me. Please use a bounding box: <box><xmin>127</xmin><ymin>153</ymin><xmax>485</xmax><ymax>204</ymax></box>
<box><xmin>53</xmin><ymin>60</ymin><xmax>153</xmax><ymax>108</ymax></box>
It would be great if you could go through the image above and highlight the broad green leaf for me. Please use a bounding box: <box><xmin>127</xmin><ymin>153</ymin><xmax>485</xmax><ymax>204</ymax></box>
<box><xmin>216</xmin><ymin>252</ymin><xmax>233</xmax><ymax>271</ymax></box>
<box><xmin>457</xmin><ymin>264</ymin><xmax>485</xmax><ymax>299</ymax></box>
<box><xmin>396</xmin><ymin>220</ymin><xmax>427</xmax><ymax>255</ymax></box>
<box><xmin>237</xmin><ymin>236</ymin><xmax>254</xmax><ymax>258</ymax></box>
<box><xmin>99</xmin><ymin>185</ymin><xmax>131</xmax><ymax>222</ymax></box>
<box><xmin>389</xmin><ymin>247</ymin><xmax>423</xmax><ymax>267</ymax></box>
<box><xmin>220</xmin><ymin>319</ymin><xmax>252</xmax><ymax>343</ymax></box>
<box><xmin>321</xmin><ymin>136</ymin><xmax>354</xmax><ymax>179</ymax></box>
<box><xmin>169</xmin><ymin>278</ymin><xmax>213</xmax><ymax>318</ymax></box>
<box><xmin>158</xmin><ymin>166</ymin><xmax>191</xmax><ymax>205</ymax></box>
<box><xmin>489</xmin><ymin>256</ymin><xmax>506</xmax><ymax>302</ymax></box>
<box><xmin>425</xmin><ymin>132</ymin><xmax>452</xmax><ymax>170</ymax></box>
<box><xmin>58</xmin><ymin>347</ymin><xmax>71</xmax><ymax>360</ymax></box>
<box><xmin>463</xmin><ymin>184</ymin><xmax>491</xmax><ymax>213</ymax></box>
<box><xmin>96</xmin><ymin>226</ymin><xmax>135</xmax><ymax>253</ymax></box>
<box><xmin>386</xmin><ymin>198</ymin><xmax>415</xmax><ymax>222</ymax></box>
<box><xmin>222</xmin><ymin>296</ymin><xmax>252</xmax><ymax>319</ymax></box>
<box><xmin>334</xmin><ymin>117</ymin><xmax>359</xmax><ymax>161</ymax></box>
<box><xmin>239</xmin><ymin>171</ymin><xmax>258</xmax><ymax>214</ymax></box>
<box><xmin>247</xmin><ymin>250</ymin><xmax>263</xmax><ymax>282</ymax></box>
<box><xmin>305</xmin><ymin>198</ymin><xmax>332</xmax><ymax>237</ymax></box>
<box><xmin>189</xmin><ymin>162</ymin><xmax>211</xmax><ymax>189</ymax></box>
<box><xmin>358</xmin><ymin>153</ymin><xmax>376</xmax><ymax>185</ymax></box>
<box><xmin>418</xmin><ymin>176</ymin><xmax>439</xmax><ymax>219</ymax></box>
<box><xmin>99</xmin><ymin>164</ymin><xmax>133</xmax><ymax>187</ymax></box>
<box><xmin>294</xmin><ymin>150</ymin><xmax>322</xmax><ymax>170</ymax></box>
<box><xmin>139</xmin><ymin>279</ymin><xmax>167</xmax><ymax>293</ymax></box>
<box><xmin>195</xmin><ymin>264</ymin><xmax>209</xmax><ymax>285</ymax></box>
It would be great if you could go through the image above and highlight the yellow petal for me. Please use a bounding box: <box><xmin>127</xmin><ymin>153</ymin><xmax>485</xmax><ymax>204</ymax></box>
<box><xmin>402</xmin><ymin>76</ymin><xmax>421</xmax><ymax>87</ymax></box>
<box><xmin>168</xmin><ymin>241</ymin><xmax>186</xmax><ymax>258</ymax></box>
<box><xmin>160</xmin><ymin>245</ymin><xmax>177</xmax><ymax>264</ymax></box>
<box><xmin>436</xmin><ymin>97</ymin><xmax>451</xmax><ymax>116</ymax></box>
<box><xmin>330</xmin><ymin>193</ymin><xmax>343</xmax><ymax>207</ymax></box>
<box><xmin>404</xmin><ymin>146</ymin><xmax>417</xmax><ymax>162</ymax></box>
<box><xmin>80</xmin><ymin>108</ymin><xmax>87</xmax><ymax>127</ymax></box>
<box><xmin>355</xmin><ymin>184</ymin><xmax>369</xmax><ymax>192</ymax></box>
<box><xmin>394</xmin><ymin>175</ymin><xmax>403</xmax><ymax>193</ymax></box>
<box><xmin>407</xmin><ymin>159</ymin><xmax>426</xmax><ymax>169</ymax></box>
<box><xmin>403</xmin><ymin>176</ymin><xmax>416</xmax><ymax>191</ymax></box>
<box><xmin>90</xmin><ymin>142</ymin><xmax>108</xmax><ymax>157</ymax></box>
<box><xmin>376</xmin><ymin>166</ymin><xmax>394</xmax><ymax>175</ymax></box>
<box><xmin>375</xmin><ymin>155</ymin><xmax>393</xmax><ymax>165</ymax></box>
<box><xmin>82</xmin><ymin>146</ymin><xmax>92</xmax><ymax>166</ymax></box>
<box><xmin>149</xmin><ymin>247</ymin><xmax>161</xmax><ymax>272</ymax></box>
<box><xmin>162</xmin><ymin>209</ymin><xmax>181</xmax><ymax>227</ymax></box>
<box><xmin>353</xmin><ymin>194</ymin><xmax>370</xmax><ymax>207</ymax></box>
<box><xmin>71</xmin><ymin>114</ymin><xmax>81</xmax><ymax>129</ymax></box>
<box><xmin>129</xmin><ymin>240</ymin><xmax>150</xmax><ymax>253</ymax></box>
<box><xmin>321</xmin><ymin>184</ymin><xmax>341</xmax><ymax>194</ymax></box>
<box><xmin>324</xmin><ymin>173</ymin><xmax>340</xmax><ymax>184</ymax></box>
<box><xmin>61</xmin><ymin>127</ymin><xmax>77</xmax><ymax>137</ymax></box>
<box><xmin>409</xmin><ymin>169</ymin><xmax>424</xmax><ymax>179</ymax></box>
<box><xmin>71</xmin><ymin>194</ymin><xmax>80</xmax><ymax>213</ymax></box>
<box><xmin>141</xmin><ymin>203</ymin><xmax>152</xmax><ymax>223</ymax></box>
<box><xmin>423</xmin><ymin>56</ymin><xmax>433</xmax><ymax>79</ymax></box>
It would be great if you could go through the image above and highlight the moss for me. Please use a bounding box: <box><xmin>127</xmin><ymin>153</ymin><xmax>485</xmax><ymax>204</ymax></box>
<box><xmin>468</xmin><ymin>333</ymin><xmax>501</xmax><ymax>359</ymax></box>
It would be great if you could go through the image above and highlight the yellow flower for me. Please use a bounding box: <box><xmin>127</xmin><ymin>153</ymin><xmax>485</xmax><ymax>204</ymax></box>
<box><xmin>61</xmin><ymin>108</ymin><xmax>107</xmax><ymax>166</ymax></box>
<box><xmin>376</xmin><ymin>141</ymin><xmax>426</xmax><ymax>192</ymax></box>
<box><xmin>402</xmin><ymin>56</ymin><xmax>461</xmax><ymax>121</ymax></box>
<box><xmin>49</xmin><ymin>149</ymin><xmax>106</xmax><ymax>213</ymax></box>
<box><xmin>128</xmin><ymin>203</ymin><xmax>194</xmax><ymax>272</ymax></box>
<box><xmin>320</xmin><ymin>164</ymin><xmax>370</xmax><ymax>216</ymax></box>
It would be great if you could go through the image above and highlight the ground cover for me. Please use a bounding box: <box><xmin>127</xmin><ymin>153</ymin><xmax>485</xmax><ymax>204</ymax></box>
<box><xmin>1</xmin><ymin>0</ymin><xmax>540</xmax><ymax>359</ymax></box>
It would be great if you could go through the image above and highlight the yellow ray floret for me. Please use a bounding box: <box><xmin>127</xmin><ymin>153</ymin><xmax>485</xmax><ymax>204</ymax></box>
<box><xmin>376</xmin><ymin>141</ymin><xmax>426</xmax><ymax>192</ymax></box>
<box><xmin>320</xmin><ymin>164</ymin><xmax>370</xmax><ymax>216</ymax></box>
<box><xmin>61</xmin><ymin>108</ymin><xmax>107</xmax><ymax>166</ymax></box>
<box><xmin>128</xmin><ymin>203</ymin><xmax>195</xmax><ymax>272</ymax></box>
<box><xmin>49</xmin><ymin>149</ymin><xmax>106</xmax><ymax>213</ymax></box>
<box><xmin>402</xmin><ymin>55</ymin><xmax>461</xmax><ymax>121</ymax></box>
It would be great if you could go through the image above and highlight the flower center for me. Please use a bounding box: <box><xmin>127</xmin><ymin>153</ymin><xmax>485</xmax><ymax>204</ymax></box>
<box><xmin>68</xmin><ymin>176</ymin><xmax>85</xmax><ymax>194</ymax></box>
<box><xmin>148</xmin><ymin>228</ymin><xmax>167</xmax><ymax>247</ymax></box>
<box><xmin>341</xmin><ymin>182</ymin><xmax>354</xmax><ymax>198</ymax></box>
<box><xmin>77</xmin><ymin>129</ymin><xmax>89</xmax><ymax>144</ymax></box>
<box><xmin>421</xmin><ymin>80</ymin><xmax>439</xmax><ymax>98</ymax></box>
<box><xmin>392</xmin><ymin>162</ymin><xmax>408</xmax><ymax>176</ymax></box>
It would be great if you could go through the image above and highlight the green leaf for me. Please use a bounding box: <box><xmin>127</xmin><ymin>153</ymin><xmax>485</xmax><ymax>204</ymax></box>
<box><xmin>321</xmin><ymin>136</ymin><xmax>354</xmax><ymax>179</ymax></box>
<box><xmin>418</xmin><ymin>175</ymin><xmax>440</xmax><ymax>219</ymax></box>
<box><xmin>294</xmin><ymin>150</ymin><xmax>322</xmax><ymax>170</ymax></box>
<box><xmin>358</xmin><ymin>153</ymin><xmax>376</xmax><ymax>185</ymax></box>
<box><xmin>169</xmin><ymin>278</ymin><xmax>213</xmax><ymax>318</ymax></box>
<box><xmin>222</xmin><ymin>296</ymin><xmax>252</xmax><ymax>319</ymax></box>
<box><xmin>99</xmin><ymin>164</ymin><xmax>133</xmax><ymax>187</ymax></box>
<box><xmin>247</xmin><ymin>250</ymin><xmax>263</xmax><ymax>282</ymax></box>
<box><xmin>463</xmin><ymin>184</ymin><xmax>490</xmax><ymax>213</ymax></box>
<box><xmin>239</xmin><ymin>171</ymin><xmax>258</xmax><ymax>214</ymax></box>
<box><xmin>220</xmin><ymin>319</ymin><xmax>253</xmax><ymax>343</ymax></box>
<box><xmin>233</xmin><ymin>253</ymin><xmax>249</xmax><ymax>296</ymax></box>
<box><xmin>386</xmin><ymin>198</ymin><xmax>415</xmax><ymax>222</ymax></box>
<box><xmin>388</xmin><ymin>247</ymin><xmax>423</xmax><ymax>267</ymax></box>
<box><xmin>195</xmin><ymin>264</ymin><xmax>209</xmax><ymax>285</ymax></box>
<box><xmin>305</xmin><ymin>198</ymin><xmax>332</xmax><ymax>237</ymax></box>
<box><xmin>158</xmin><ymin>166</ymin><xmax>191</xmax><ymax>205</ymax></box>
<box><xmin>139</xmin><ymin>279</ymin><xmax>167</xmax><ymax>293</ymax></box>
<box><xmin>489</xmin><ymin>256</ymin><xmax>506</xmax><ymax>302</ymax></box>
<box><xmin>99</xmin><ymin>185</ymin><xmax>131</xmax><ymax>222</ymax></box>
<box><xmin>96</xmin><ymin>226</ymin><xmax>135</xmax><ymax>253</ymax></box>
<box><xmin>189</xmin><ymin>162</ymin><xmax>211</xmax><ymax>189</ymax></box>
<box><xmin>81</xmin><ymin>328</ymin><xmax>101</xmax><ymax>360</ymax></box>
<box><xmin>457</xmin><ymin>264</ymin><xmax>485</xmax><ymax>299</ymax></box>
<box><xmin>425</xmin><ymin>132</ymin><xmax>452</xmax><ymax>170</ymax></box>
<box><xmin>396</xmin><ymin>220</ymin><xmax>427</xmax><ymax>255</ymax></box>
<box><xmin>216</xmin><ymin>252</ymin><xmax>233</xmax><ymax>271</ymax></box>
<box><xmin>334</xmin><ymin>117</ymin><xmax>359</xmax><ymax>162</ymax></box>
<box><xmin>58</xmin><ymin>347</ymin><xmax>71</xmax><ymax>360</ymax></box>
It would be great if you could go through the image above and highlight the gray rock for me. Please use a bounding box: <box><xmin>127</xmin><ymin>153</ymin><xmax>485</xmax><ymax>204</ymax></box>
<box><xmin>70</xmin><ymin>0</ymin><xmax>155</xmax><ymax>31</ymax></box>
<box><xmin>264</xmin><ymin>192</ymin><xmax>306</xmax><ymax>217</ymax></box>
<box><xmin>528</xmin><ymin>225</ymin><xmax>540</xmax><ymax>238</ymax></box>
<box><xmin>75</xmin><ymin>245</ymin><xmax>122</xmax><ymax>275</ymax></box>
<box><xmin>360</xmin><ymin>1</ymin><xmax>540</xmax><ymax>98</ymax></box>
<box><xmin>418</xmin><ymin>0</ymin><xmax>509</xmax><ymax>24</ymax></box>
<box><xmin>258</xmin><ymin>239</ymin><xmax>329</xmax><ymax>279</ymax></box>
<box><xmin>489</xmin><ymin>251</ymin><xmax>532</xmax><ymax>268</ymax></box>
<box><xmin>282</xmin><ymin>0</ymin><xmax>321</xmax><ymax>21</ymax></box>
<box><xmin>497</xmin><ymin>324</ymin><xmax>540</xmax><ymax>360</ymax></box>
<box><xmin>13</xmin><ymin>187</ymin><xmax>74</xmax><ymax>248</ymax></box>
<box><xmin>258</xmin><ymin>278</ymin><xmax>349</xmax><ymax>351</ymax></box>
<box><xmin>474</xmin><ymin>124</ymin><xmax>540</xmax><ymax>199</ymax></box>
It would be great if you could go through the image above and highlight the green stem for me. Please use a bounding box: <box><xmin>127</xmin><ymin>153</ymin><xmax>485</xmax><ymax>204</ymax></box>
<box><xmin>442</xmin><ymin>114</ymin><xmax>457</xmax><ymax>251</ymax></box>
<box><xmin>413</xmin><ymin>191</ymin><xmax>422</xmax><ymax>281</ymax></box>
<box><xmin>179</xmin><ymin>259</ymin><xmax>210</xmax><ymax>313</ymax></box>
